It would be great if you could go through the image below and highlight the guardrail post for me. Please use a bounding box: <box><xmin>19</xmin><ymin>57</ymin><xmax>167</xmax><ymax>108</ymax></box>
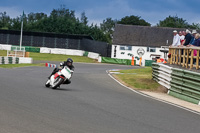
<box><xmin>175</xmin><ymin>49</ymin><xmax>179</xmax><ymax>65</ymax></box>
<box><xmin>186</xmin><ymin>49</ymin><xmax>189</xmax><ymax>68</ymax></box>
<box><xmin>182</xmin><ymin>49</ymin><xmax>186</xmax><ymax>67</ymax></box>
<box><xmin>190</xmin><ymin>49</ymin><xmax>194</xmax><ymax>69</ymax></box>
<box><xmin>196</xmin><ymin>50</ymin><xmax>199</xmax><ymax>69</ymax></box>
<box><xmin>179</xmin><ymin>48</ymin><xmax>182</xmax><ymax>65</ymax></box>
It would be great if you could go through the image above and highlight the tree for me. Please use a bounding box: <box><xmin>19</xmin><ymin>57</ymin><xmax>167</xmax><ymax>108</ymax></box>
<box><xmin>0</xmin><ymin>6</ymin><xmax>110</xmax><ymax>43</ymax></box>
<box><xmin>0</xmin><ymin>12</ymin><xmax>11</xmax><ymax>29</ymax></box>
<box><xmin>157</xmin><ymin>15</ymin><xmax>189</xmax><ymax>28</ymax></box>
<box><xmin>100</xmin><ymin>18</ymin><xmax>117</xmax><ymax>44</ymax></box>
<box><xmin>100</xmin><ymin>18</ymin><xmax>116</xmax><ymax>33</ymax></box>
<box><xmin>80</xmin><ymin>12</ymin><xmax>88</xmax><ymax>26</ymax></box>
<box><xmin>88</xmin><ymin>24</ymin><xmax>109</xmax><ymax>42</ymax></box>
<box><xmin>189</xmin><ymin>23</ymin><xmax>200</xmax><ymax>30</ymax></box>
<box><xmin>118</xmin><ymin>15</ymin><xmax>151</xmax><ymax>26</ymax></box>
<box><xmin>27</xmin><ymin>12</ymin><xmax>47</xmax><ymax>23</ymax></box>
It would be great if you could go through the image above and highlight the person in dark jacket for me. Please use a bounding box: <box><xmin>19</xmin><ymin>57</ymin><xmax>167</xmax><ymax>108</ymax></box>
<box><xmin>183</xmin><ymin>29</ymin><xmax>192</xmax><ymax>46</ymax></box>
<box><xmin>49</xmin><ymin>58</ymin><xmax>75</xmax><ymax>84</ymax></box>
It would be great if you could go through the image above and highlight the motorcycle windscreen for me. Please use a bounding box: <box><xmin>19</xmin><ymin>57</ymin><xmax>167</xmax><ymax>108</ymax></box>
<box><xmin>61</xmin><ymin>68</ymin><xmax>72</xmax><ymax>79</ymax></box>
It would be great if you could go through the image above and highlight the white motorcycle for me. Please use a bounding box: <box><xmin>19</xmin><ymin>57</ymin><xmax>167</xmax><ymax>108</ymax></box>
<box><xmin>45</xmin><ymin>66</ymin><xmax>73</xmax><ymax>89</ymax></box>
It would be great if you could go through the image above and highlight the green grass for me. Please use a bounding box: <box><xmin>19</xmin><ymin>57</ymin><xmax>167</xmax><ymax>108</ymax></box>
<box><xmin>113</xmin><ymin>67</ymin><xmax>161</xmax><ymax>91</ymax></box>
<box><xmin>0</xmin><ymin>50</ymin><xmax>7</xmax><ymax>56</ymax></box>
<box><xmin>0</xmin><ymin>50</ymin><xmax>96</xmax><ymax>63</ymax></box>
<box><xmin>30</xmin><ymin>52</ymin><xmax>96</xmax><ymax>63</ymax></box>
<box><xmin>0</xmin><ymin>63</ymin><xmax>44</xmax><ymax>68</ymax></box>
<box><xmin>0</xmin><ymin>50</ymin><xmax>96</xmax><ymax>68</ymax></box>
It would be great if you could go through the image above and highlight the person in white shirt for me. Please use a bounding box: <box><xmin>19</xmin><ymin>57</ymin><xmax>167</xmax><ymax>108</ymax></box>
<box><xmin>171</xmin><ymin>30</ymin><xmax>180</xmax><ymax>46</ymax></box>
<box><xmin>179</xmin><ymin>31</ymin><xmax>185</xmax><ymax>45</ymax></box>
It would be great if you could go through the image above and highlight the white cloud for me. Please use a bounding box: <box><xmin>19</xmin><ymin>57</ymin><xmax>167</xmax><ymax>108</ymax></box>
<box><xmin>83</xmin><ymin>0</ymin><xmax>200</xmax><ymax>26</ymax></box>
<box><xmin>84</xmin><ymin>0</ymin><xmax>136</xmax><ymax>25</ymax></box>
<box><xmin>0</xmin><ymin>6</ymin><xmax>22</xmax><ymax>18</ymax></box>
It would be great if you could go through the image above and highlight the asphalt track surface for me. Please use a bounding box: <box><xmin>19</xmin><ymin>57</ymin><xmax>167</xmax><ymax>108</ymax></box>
<box><xmin>0</xmin><ymin>63</ymin><xmax>200</xmax><ymax>133</ymax></box>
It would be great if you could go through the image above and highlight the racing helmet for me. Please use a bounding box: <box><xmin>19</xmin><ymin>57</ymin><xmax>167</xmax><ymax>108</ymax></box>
<box><xmin>66</xmin><ymin>58</ymin><xmax>73</xmax><ymax>66</ymax></box>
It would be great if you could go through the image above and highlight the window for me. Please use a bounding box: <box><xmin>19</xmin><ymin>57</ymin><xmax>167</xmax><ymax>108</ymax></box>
<box><xmin>147</xmin><ymin>47</ymin><xmax>156</xmax><ymax>52</ymax></box>
<box><xmin>120</xmin><ymin>46</ymin><xmax>125</xmax><ymax>50</ymax></box>
<box><xmin>120</xmin><ymin>46</ymin><xmax>132</xmax><ymax>51</ymax></box>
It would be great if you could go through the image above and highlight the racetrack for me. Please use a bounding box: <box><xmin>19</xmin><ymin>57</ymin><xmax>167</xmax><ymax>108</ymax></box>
<box><xmin>0</xmin><ymin>63</ymin><xmax>200</xmax><ymax>133</ymax></box>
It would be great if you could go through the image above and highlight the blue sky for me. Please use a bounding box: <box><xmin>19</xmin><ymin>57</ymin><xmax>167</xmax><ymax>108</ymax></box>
<box><xmin>0</xmin><ymin>0</ymin><xmax>200</xmax><ymax>26</ymax></box>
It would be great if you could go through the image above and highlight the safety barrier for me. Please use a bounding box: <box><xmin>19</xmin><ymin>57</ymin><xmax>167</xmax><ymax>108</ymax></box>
<box><xmin>11</xmin><ymin>45</ymin><xmax>40</xmax><ymax>53</ymax></box>
<box><xmin>152</xmin><ymin>63</ymin><xmax>172</xmax><ymax>89</ymax></box>
<box><xmin>87</xmin><ymin>52</ymin><xmax>99</xmax><ymax>59</ymax></box>
<box><xmin>0</xmin><ymin>56</ymin><xmax>19</xmax><ymax>64</ymax></box>
<box><xmin>18</xmin><ymin>57</ymin><xmax>33</xmax><ymax>64</ymax></box>
<box><xmin>40</xmin><ymin>47</ymin><xmax>51</xmax><ymax>53</ymax></box>
<box><xmin>152</xmin><ymin>63</ymin><xmax>200</xmax><ymax>105</ymax></box>
<box><xmin>100</xmin><ymin>57</ymin><xmax>135</xmax><ymax>65</ymax></box>
<box><xmin>1</xmin><ymin>44</ymin><xmax>100</xmax><ymax>60</ymax></box>
<box><xmin>50</xmin><ymin>48</ymin><xmax>85</xmax><ymax>56</ymax></box>
<box><xmin>0</xmin><ymin>56</ymin><xmax>33</xmax><ymax>64</ymax></box>
<box><xmin>45</xmin><ymin>63</ymin><xmax>57</xmax><ymax>68</ymax></box>
<box><xmin>0</xmin><ymin>44</ymin><xmax>12</xmax><ymax>51</ymax></box>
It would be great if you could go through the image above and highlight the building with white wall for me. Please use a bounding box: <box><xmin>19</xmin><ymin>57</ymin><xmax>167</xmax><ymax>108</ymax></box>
<box><xmin>111</xmin><ymin>45</ymin><xmax>168</xmax><ymax>66</ymax></box>
<box><xmin>111</xmin><ymin>24</ymin><xmax>173</xmax><ymax>66</ymax></box>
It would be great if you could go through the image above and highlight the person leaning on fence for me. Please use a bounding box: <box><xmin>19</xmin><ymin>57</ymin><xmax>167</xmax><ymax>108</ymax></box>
<box><xmin>187</xmin><ymin>33</ymin><xmax>200</xmax><ymax>65</ymax></box>
<box><xmin>189</xmin><ymin>30</ymin><xmax>197</xmax><ymax>45</ymax></box>
<box><xmin>183</xmin><ymin>29</ymin><xmax>192</xmax><ymax>46</ymax></box>
<box><xmin>170</xmin><ymin>30</ymin><xmax>180</xmax><ymax>47</ymax></box>
<box><xmin>179</xmin><ymin>31</ymin><xmax>185</xmax><ymax>45</ymax></box>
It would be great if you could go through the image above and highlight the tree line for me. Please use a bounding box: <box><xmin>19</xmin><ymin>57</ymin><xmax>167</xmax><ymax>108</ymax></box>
<box><xmin>0</xmin><ymin>6</ymin><xmax>199</xmax><ymax>44</ymax></box>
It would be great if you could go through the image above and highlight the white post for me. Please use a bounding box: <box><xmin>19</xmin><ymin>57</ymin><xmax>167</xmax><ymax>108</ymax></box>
<box><xmin>19</xmin><ymin>11</ymin><xmax>24</xmax><ymax>51</ymax></box>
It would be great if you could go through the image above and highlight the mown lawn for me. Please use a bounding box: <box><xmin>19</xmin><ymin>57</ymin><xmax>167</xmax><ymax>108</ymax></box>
<box><xmin>29</xmin><ymin>52</ymin><xmax>96</xmax><ymax>63</ymax></box>
<box><xmin>0</xmin><ymin>50</ymin><xmax>96</xmax><ymax>63</ymax></box>
<box><xmin>0</xmin><ymin>63</ymin><xmax>44</xmax><ymax>68</ymax></box>
<box><xmin>113</xmin><ymin>67</ymin><xmax>161</xmax><ymax>91</ymax></box>
<box><xmin>0</xmin><ymin>50</ymin><xmax>7</xmax><ymax>56</ymax></box>
<box><xmin>0</xmin><ymin>50</ymin><xmax>96</xmax><ymax>68</ymax></box>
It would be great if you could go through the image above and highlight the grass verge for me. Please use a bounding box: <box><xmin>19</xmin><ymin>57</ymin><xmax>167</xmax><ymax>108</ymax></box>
<box><xmin>0</xmin><ymin>50</ymin><xmax>7</xmax><ymax>56</ymax></box>
<box><xmin>0</xmin><ymin>50</ymin><xmax>96</xmax><ymax>68</ymax></box>
<box><xmin>30</xmin><ymin>52</ymin><xmax>96</xmax><ymax>63</ymax></box>
<box><xmin>0</xmin><ymin>63</ymin><xmax>44</xmax><ymax>68</ymax></box>
<box><xmin>112</xmin><ymin>67</ymin><xmax>164</xmax><ymax>92</ymax></box>
<box><xmin>0</xmin><ymin>50</ymin><xmax>96</xmax><ymax>63</ymax></box>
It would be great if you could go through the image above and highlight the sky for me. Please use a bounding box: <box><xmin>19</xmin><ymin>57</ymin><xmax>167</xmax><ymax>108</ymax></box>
<box><xmin>0</xmin><ymin>0</ymin><xmax>200</xmax><ymax>26</ymax></box>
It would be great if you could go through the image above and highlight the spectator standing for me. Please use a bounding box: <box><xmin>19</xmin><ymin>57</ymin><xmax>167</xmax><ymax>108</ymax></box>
<box><xmin>190</xmin><ymin>33</ymin><xmax>200</xmax><ymax>64</ymax></box>
<box><xmin>189</xmin><ymin>30</ymin><xmax>197</xmax><ymax>45</ymax></box>
<box><xmin>183</xmin><ymin>29</ymin><xmax>192</xmax><ymax>46</ymax></box>
<box><xmin>179</xmin><ymin>31</ymin><xmax>185</xmax><ymax>45</ymax></box>
<box><xmin>171</xmin><ymin>30</ymin><xmax>180</xmax><ymax>46</ymax></box>
<box><xmin>192</xmin><ymin>33</ymin><xmax>200</xmax><ymax>47</ymax></box>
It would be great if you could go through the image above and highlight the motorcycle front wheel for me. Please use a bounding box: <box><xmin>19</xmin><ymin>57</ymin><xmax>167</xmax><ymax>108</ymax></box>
<box><xmin>45</xmin><ymin>79</ymin><xmax>50</xmax><ymax>87</ymax></box>
<box><xmin>52</xmin><ymin>77</ymin><xmax>64</xmax><ymax>89</ymax></box>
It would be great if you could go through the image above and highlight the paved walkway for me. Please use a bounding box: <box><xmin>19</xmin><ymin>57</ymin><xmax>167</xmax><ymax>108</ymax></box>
<box><xmin>141</xmin><ymin>91</ymin><xmax>200</xmax><ymax>113</ymax></box>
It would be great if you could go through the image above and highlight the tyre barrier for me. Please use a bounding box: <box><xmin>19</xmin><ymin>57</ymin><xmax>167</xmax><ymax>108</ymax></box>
<box><xmin>0</xmin><ymin>56</ymin><xmax>19</xmax><ymax>64</ymax></box>
<box><xmin>0</xmin><ymin>56</ymin><xmax>32</xmax><ymax>64</ymax></box>
<box><xmin>152</xmin><ymin>63</ymin><xmax>200</xmax><ymax>105</ymax></box>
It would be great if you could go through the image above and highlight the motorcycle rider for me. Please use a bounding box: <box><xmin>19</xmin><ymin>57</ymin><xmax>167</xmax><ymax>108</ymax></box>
<box><xmin>48</xmin><ymin>58</ymin><xmax>74</xmax><ymax>84</ymax></box>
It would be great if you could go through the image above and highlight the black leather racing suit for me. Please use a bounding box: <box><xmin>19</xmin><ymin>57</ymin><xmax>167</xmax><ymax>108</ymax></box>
<box><xmin>49</xmin><ymin>61</ymin><xmax>74</xmax><ymax>84</ymax></box>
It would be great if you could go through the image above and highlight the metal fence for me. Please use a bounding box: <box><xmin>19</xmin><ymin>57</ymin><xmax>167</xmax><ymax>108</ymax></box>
<box><xmin>0</xmin><ymin>29</ymin><xmax>111</xmax><ymax>57</ymax></box>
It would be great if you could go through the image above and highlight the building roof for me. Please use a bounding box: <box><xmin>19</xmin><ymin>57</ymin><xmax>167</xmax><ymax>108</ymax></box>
<box><xmin>112</xmin><ymin>24</ymin><xmax>187</xmax><ymax>47</ymax></box>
